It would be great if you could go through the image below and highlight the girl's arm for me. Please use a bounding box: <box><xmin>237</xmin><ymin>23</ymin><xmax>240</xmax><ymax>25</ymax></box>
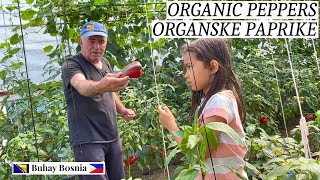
<box><xmin>158</xmin><ymin>106</ymin><xmax>182</xmax><ymax>144</ymax></box>
<box><xmin>158</xmin><ymin>106</ymin><xmax>227</xmax><ymax>144</ymax></box>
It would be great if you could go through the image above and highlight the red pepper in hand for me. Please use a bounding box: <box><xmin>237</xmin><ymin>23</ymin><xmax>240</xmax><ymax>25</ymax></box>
<box><xmin>121</xmin><ymin>61</ymin><xmax>142</xmax><ymax>78</ymax></box>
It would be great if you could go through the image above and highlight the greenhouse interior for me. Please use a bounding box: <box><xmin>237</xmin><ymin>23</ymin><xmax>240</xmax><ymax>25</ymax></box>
<box><xmin>0</xmin><ymin>0</ymin><xmax>319</xmax><ymax>179</ymax></box>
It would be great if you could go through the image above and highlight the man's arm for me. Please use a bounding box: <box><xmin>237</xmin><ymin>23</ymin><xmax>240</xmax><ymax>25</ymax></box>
<box><xmin>70</xmin><ymin>73</ymin><xmax>129</xmax><ymax>96</ymax></box>
<box><xmin>113</xmin><ymin>92</ymin><xmax>135</xmax><ymax>121</ymax></box>
<box><xmin>113</xmin><ymin>92</ymin><xmax>126</xmax><ymax>113</ymax></box>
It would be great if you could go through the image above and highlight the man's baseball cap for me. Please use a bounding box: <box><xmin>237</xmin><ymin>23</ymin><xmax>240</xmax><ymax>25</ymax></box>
<box><xmin>80</xmin><ymin>22</ymin><xmax>108</xmax><ymax>37</ymax></box>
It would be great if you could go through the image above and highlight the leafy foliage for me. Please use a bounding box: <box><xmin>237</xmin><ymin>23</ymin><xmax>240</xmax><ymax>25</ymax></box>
<box><xmin>167</xmin><ymin>107</ymin><xmax>246</xmax><ymax>179</ymax></box>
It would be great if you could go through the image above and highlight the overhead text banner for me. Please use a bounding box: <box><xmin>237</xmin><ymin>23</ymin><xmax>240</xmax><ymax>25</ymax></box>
<box><xmin>151</xmin><ymin>1</ymin><xmax>319</xmax><ymax>38</ymax></box>
<box><xmin>166</xmin><ymin>1</ymin><xmax>318</xmax><ymax>19</ymax></box>
<box><xmin>152</xmin><ymin>20</ymin><xmax>318</xmax><ymax>38</ymax></box>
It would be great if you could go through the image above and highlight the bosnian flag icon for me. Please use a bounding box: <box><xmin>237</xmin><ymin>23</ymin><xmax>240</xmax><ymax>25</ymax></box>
<box><xmin>89</xmin><ymin>163</ymin><xmax>104</xmax><ymax>174</ymax></box>
<box><xmin>13</xmin><ymin>164</ymin><xmax>29</xmax><ymax>173</ymax></box>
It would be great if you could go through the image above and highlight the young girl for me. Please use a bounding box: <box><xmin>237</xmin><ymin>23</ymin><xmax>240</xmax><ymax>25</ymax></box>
<box><xmin>158</xmin><ymin>38</ymin><xmax>247</xmax><ymax>179</ymax></box>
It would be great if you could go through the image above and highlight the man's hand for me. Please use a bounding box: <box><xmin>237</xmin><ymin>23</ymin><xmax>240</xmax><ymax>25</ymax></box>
<box><xmin>97</xmin><ymin>72</ymin><xmax>129</xmax><ymax>92</ymax></box>
<box><xmin>70</xmin><ymin>72</ymin><xmax>130</xmax><ymax>96</ymax></box>
<box><xmin>120</xmin><ymin>108</ymin><xmax>136</xmax><ymax>121</ymax></box>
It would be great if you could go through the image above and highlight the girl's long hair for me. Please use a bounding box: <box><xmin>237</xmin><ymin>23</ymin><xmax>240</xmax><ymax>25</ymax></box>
<box><xmin>181</xmin><ymin>38</ymin><xmax>246</xmax><ymax>123</ymax></box>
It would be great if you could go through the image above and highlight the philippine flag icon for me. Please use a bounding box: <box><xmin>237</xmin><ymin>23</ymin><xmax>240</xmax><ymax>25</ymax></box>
<box><xmin>13</xmin><ymin>164</ymin><xmax>29</xmax><ymax>174</ymax></box>
<box><xmin>89</xmin><ymin>163</ymin><xmax>104</xmax><ymax>174</ymax></box>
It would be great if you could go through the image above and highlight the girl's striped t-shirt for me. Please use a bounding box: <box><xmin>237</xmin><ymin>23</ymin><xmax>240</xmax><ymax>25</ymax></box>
<box><xmin>198</xmin><ymin>90</ymin><xmax>247</xmax><ymax>180</ymax></box>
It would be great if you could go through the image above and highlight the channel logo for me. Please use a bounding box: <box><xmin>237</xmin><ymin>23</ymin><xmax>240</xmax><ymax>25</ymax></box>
<box><xmin>12</xmin><ymin>162</ymin><xmax>105</xmax><ymax>175</ymax></box>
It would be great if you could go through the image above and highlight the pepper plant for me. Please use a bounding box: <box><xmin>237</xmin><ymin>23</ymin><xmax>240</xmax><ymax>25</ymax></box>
<box><xmin>164</xmin><ymin>108</ymin><xmax>246</xmax><ymax>179</ymax></box>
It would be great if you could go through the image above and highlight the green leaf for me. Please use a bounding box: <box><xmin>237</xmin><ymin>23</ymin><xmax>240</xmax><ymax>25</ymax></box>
<box><xmin>10</xmin><ymin>34</ymin><xmax>21</xmax><ymax>45</ymax></box>
<box><xmin>11</xmin><ymin>62</ymin><xmax>24</xmax><ymax>70</ymax></box>
<box><xmin>28</xmin><ymin>18</ymin><xmax>44</xmax><ymax>27</ymax></box>
<box><xmin>45</xmin><ymin>19</ymin><xmax>57</xmax><ymax>35</ymax></box>
<box><xmin>173</xmin><ymin>130</ymin><xmax>183</xmax><ymax>138</ymax></box>
<box><xmin>262</xmin><ymin>149</ymin><xmax>276</xmax><ymax>158</ymax></box>
<box><xmin>164</xmin><ymin>147</ymin><xmax>179</xmax><ymax>167</ymax></box>
<box><xmin>21</xmin><ymin>9</ymin><xmax>37</xmax><ymax>20</ymax></box>
<box><xmin>200</xmin><ymin>127</ymin><xmax>218</xmax><ymax>150</ymax></box>
<box><xmin>143</xmin><ymin>47</ymin><xmax>151</xmax><ymax>59</ymax></box>
<box><xmin>137</xmin><ymin>144</ymin><xmax>142</xmax><ymax>151</ymax></box>
<box><xmin>9</xmin><ymin>47</ymin><xmax>21</xmax><ymax>54</ymax></box>
<box><xmin>43</xmin><ymin>45</ymin><xmax>53</xmax><ymax>52</ymax></box>
<box><xmin>0</xmin><ymin>164</ymin><xmax>6</xmax><ymax>173</ymax></box>
<box><xmin>0</xmin><ymin>42</ymin><xmax>10</xmax><ymax>49</ymax></box>
<box><xmin>0</xmin><ymin>70</ymin><xmax>5</xmax><ymax>79</ymax></box>
<box><xmin>187</xmin><ymin>134</ymin><xmax>201</xmax><ymax>149</ymax></box>
<box><xmin>263</xmin><ymin>158</ymin><xmax>284</xmax><ymax>167</ymax></box>
<box><xmin>172</xmin><ymin>166</ymin><xmax>186</xmax><ymax>180</ymax></box>
<box><xmin>176</xmin><ymin>168</ymin><xmax>199</xmax><ymax>180</ymax></box>
<box><xmin>193</xmin><ymin>106</ymin><xmax>200</xmax><ymax>128</ymax></box>
<box><xmin>222</xmin><ymin>165</ymin><xmax>249</xmax><ymax>180</ymax></box>
<box><xmin>180</xmin><ymin>126</ymin><xmax>194</xmax><ymax>153</ymax></box>
<box><xmin>26</xmin><ymin>0</ymin><xmax>34</xmax><ymax>4</ymax></box>
<box><xmin>199</xmin><ymin>136</ymin><xmax>207</xmax><ymax>160</ymax></box>
<box><xmin>245</xmin><ymin>161</ymin><xmax>260</xmax><ymax>175</ymax></box>
<box><xmin>181</xmin><ymin>126</ymin><xmax>194</xmax><ymax>137</ymax></box>
<box><xmin>46</xmin><ymin>143</ymin><xmax>53</xmax><ymax>152</ymax></box>
<box><xmin>82</xmin><ymin>6</ymin><xmax>91</xmax><ymax>16</ymax></box>
<box><xmin>280</xmin><ymin>174</ymin><xmax>296</xmax><ymax>180</ymax></box>
<box><xmin>39</xmin><ymin>149</ymin><xmax>47</xmax><ymax>156</ymax></box>
<box><xmin>43</xmin><ymin>127</ymin><xmax>55</xmax><ymax>135</ymax></box>
<box><xmin>267</xmin><ymin>166</ymin><xmax>292</xmax><ymax>178</ymax></box>
<box><xmin>1</xmin><ymin>55</ymin><xmax>12</xmax><ymax>63</ymax></box>
<box><xmin>204</xmin><ymin>122</ymin><xmax>246</xmax><ymax>147</ymax></box>
<box><xmin>5</xmin><ymin>6</ymin><xmax>18</xmax><ymax>11</ymax></box>
<box><xmin>312</xmin><ymin>151</ymin><xmax>320</xmax><ymax>157</ymax></box>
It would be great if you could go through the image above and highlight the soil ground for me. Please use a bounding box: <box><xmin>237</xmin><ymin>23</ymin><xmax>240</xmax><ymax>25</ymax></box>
<box><xmin>128</xmin><ymin>160</ymin><xmax>182</xmax><ymax>180</ymax></box>
<box><xmin>133</xmin><ymin>163</ymin><xmax>180</xmax><ymax>180</ymax></box>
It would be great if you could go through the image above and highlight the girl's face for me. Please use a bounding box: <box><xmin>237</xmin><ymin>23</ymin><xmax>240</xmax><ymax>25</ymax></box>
<box><xmin>183</xmin><ymin>52</ymin><xmax>214</xmax><ymax>94</ymax></box>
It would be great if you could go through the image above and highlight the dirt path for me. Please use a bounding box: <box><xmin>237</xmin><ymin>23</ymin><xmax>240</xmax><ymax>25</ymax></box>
<box><xmin>129</xmin><ymin>162</ymin><xmax>181</xmax><ymax>180</ymax></box>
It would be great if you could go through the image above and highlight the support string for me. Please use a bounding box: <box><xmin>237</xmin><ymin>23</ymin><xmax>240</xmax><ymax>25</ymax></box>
<box><xmin>17</xmin><ymin>0</ymin><xmax>40</xmax><ymax>162</ymax></box>
<box><xmin>284</xmin><ymin>38</ymin><xmax>311</xmax><ymax>159</ymax></box>
<box><xmin>267</xmin><ymin>39</ymin><xmax>289</xmax><ymax>138</ymax></box>
<box><xmin>311</xmin><ymin>39</ymin><xmax>320</xmax><ymax>77</ymax></box>
<box><xmin>142</xmin><ymin>0</ymin><xmax>170</xmax><ymax>179</ymax></box>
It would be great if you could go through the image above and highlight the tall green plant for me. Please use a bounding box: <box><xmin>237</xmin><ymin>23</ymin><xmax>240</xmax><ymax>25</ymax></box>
<box><xmin>163</xmin><ymin>108</ymin><xmax>246</xmax><ymax>179</ymax></box>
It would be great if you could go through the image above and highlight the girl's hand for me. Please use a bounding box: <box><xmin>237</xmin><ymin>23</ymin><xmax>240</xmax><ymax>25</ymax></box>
<box><xmin>158</xmin><ymin>106</ymin><xmax>179</xmax><ymax>132</ymax></box>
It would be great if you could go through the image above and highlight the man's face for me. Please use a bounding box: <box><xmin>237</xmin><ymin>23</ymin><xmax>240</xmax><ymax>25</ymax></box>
<box><xmin>79</xmin><ymin>35</ymin><xmax>107</xmax><ymax>63</ymax></box>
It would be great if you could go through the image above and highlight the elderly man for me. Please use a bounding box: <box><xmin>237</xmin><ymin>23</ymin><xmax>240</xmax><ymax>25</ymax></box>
<box><xmin>61</xmin><ymin>21</ymin><xmax>135</xmax><ymax>180</ymax></box>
